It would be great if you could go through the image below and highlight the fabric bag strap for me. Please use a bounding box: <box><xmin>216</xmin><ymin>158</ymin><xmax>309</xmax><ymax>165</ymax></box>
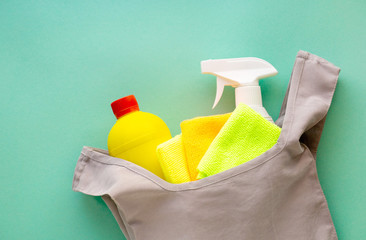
<box><xmin>276</xmin><ymin>51</ymin><xmax>340</xmax><ymax>157</ymax></box>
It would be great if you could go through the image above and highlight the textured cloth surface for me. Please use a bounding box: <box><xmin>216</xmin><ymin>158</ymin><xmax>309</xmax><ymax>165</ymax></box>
<box><xmin>72</xmin><ymin>51</ymin><xmax>340</xmax><ymax>240</ymax></box>
<box><xmin>181</xmin><ymin>113</ymin><xmax>231</xmax><ymax>180</ymax></box>
<box><xmin>156</xmin><ymin>134</ymin><xmax>191</xmax><ymax>184</ymax></box>
<box><xmin>156</xmin><ymin>113</ymin><xmax>230</xmax><ymax>183</ymax></box>
<box><xmin>197</xmin><ymin>104</ymin><xmax>281</xmax><ymax>179</ymax></box>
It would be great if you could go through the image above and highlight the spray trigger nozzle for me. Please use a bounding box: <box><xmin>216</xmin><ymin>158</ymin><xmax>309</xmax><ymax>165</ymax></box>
<box><xmin>201</xmin><ymin>57</ymin><xmax>278</xmax><ymax>109</ymax></box>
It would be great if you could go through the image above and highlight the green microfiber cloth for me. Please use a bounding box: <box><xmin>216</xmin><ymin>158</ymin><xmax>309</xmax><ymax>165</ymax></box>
<box><xmin>197</xmin><ymin>103</ymin><xmax>281</xmax><ymax>179</ymax></box>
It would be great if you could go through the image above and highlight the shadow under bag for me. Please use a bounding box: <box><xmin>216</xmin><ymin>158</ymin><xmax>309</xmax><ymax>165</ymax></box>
<box><xmin>72</xmin><ymin>50</ymin><xmax>340</xmax><ymax>240</ymax></box>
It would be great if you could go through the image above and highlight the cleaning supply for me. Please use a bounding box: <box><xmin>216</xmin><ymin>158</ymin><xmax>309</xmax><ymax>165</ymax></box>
<box><xmin>156</xmin><ymin>135</ymin><xmax>191</xmax><ymax>184</ymax></box>
<box><xmin>201</xmin><ymin>57</ymin><xmax>278</xmax><ymax>123</ymax></box>
<box><xmin>73</xmin><ymin>51</ymin><xmax>341</xmax><ymax>240</ymax></box>
<box><xmin>180</xmin><ymin>113</ymin><xmax>231</xmax><ymax>180</ymax></box>
<box><xmin>156</xmin><ymin>113</ymin><xmax>231</xmax><ymax>183</ymax></box>
<box><xmin>197</xmin><ymin>103</ymin><xmax>281</xmax><ymax>179</ymax></box>
<box><xmin>107</xmin><ymin>95</ymin><xmax>171</xmax><ymax>179</ymax></box>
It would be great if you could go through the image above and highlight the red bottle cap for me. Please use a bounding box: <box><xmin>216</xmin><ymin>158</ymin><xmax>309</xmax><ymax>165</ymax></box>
<box><xmin>111</xmin><ymin>95</ymin><xmax>139</xmax><ymax>119</ymax></box>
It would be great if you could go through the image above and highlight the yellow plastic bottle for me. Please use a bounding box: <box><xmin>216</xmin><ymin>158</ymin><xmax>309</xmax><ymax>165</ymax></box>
<box><xmin>107</xmin><ymin>95</ymin><xmax>171</xmax><ymax>179</ymax></box>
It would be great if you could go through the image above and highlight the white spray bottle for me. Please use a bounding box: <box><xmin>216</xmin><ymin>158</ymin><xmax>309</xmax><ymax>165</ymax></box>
<box><xmin>201</xmin><ymin>57</ymin><xmax>278</xmax><ymax>123</ymax></box>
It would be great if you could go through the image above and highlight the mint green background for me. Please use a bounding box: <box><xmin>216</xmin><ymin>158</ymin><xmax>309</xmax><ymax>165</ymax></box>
<box><xmin>1</xmin><ymin>1</ymin><xmax>365</xmax><ymax>239</ymax></box>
